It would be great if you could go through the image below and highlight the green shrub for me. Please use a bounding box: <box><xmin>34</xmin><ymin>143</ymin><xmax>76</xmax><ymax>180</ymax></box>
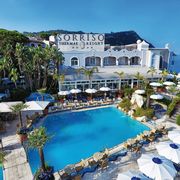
<box><xmin>167</xmin><ymin>97</ymin><xmax>180</xmax><ymax>116</ymax></box>
<box><xmin>157</xmin><ymin>98</ymin><xmax>172</xmax><ymax>106</ymax></box>
<box><xmin>134</xmin><ymin>107</ymin><xmax>154</xmax><ymax>118</ymax></box>
<box><xmin>118</xmin><ymin>98</ymin><xmax>132</xmax><ymax>112</ymax></box>
<box><xmin>176</xmin><ymin>115</ymin><xmax>180</xmax><ymax>126</ymax></box>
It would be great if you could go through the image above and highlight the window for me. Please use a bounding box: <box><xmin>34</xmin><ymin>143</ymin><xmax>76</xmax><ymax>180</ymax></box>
<box><xmin>71</xmin><ymin>57</ymin><xmax>78</xmax><ymax>66</ymax></box>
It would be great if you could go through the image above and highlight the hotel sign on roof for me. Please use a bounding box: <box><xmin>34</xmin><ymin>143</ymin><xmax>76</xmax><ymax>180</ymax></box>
<box><xmin>57</xmin><ymin>34</ymin><xmax>105</xmax><ymax>51</ymax></box>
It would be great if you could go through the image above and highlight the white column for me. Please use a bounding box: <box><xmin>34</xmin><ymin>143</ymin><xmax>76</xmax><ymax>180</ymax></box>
<box><xmin>101</xmin><ymin>58</ymin><xmax>103</xmax><ymax>67</ymax></box>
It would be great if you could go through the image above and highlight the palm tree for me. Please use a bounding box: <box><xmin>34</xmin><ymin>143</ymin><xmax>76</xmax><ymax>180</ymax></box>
<box><xmin>145</xmin><ymin>85</ymin><xmax>154</xmax><ymax>108</ymax></box>
<box><xmin>159</xmin><ymin>69</ymin><xmax>169</xmax><ymax>82</ymax></box>
<box><xmin>0</xmin><ymin>57</ymin><xmax>10</xmax><ymax>78</ymax></box>
<box><xmin>134</xmin><ymin>72</ymin><xmax>144</xmax><ymax>88</ymax></box>
<box><xmin>114</xmin><ymin>71</ymin><xmax>124</xmax><ymax>90</ymax></box>
<box><xmin>10</xmin><ymin>103</ymin><xmax>28</xmax><ymax>128</ymax></box>
<box><xmin>28</xmin><ymin>127</ymin><xmax>51</xmax><ymax>173</ymax></box>
<box><xmin>9</xmin><ymin>68</ymin><xmax>19</xmax><ymax>88</ymax></box>
<box><xmin>147</xmin><ymin>67</ymin><xmax>157</xmax><ymax>79</ymax></box>
<box><xmin>78</xmin><ymin>67</ymin><xmax>98</xmax><ymax>88</ymax></box>
<box><xmin>53</xmin><ymin>73</ymin><xmax>65</xmax><ymax>91</ymax></box>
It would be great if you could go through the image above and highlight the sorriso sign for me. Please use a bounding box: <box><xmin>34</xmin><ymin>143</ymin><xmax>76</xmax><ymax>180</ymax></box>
<box><xmin>57</xmin><ymin>34</ymin><xmax>105</xmax><ymax>51</ymax></box>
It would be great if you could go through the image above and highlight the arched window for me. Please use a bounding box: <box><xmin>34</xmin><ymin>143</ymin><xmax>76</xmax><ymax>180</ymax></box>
<box><xmin>71</xmin><ymin>57</ymin><xmax>78</xmax><ymax>66</ymax></box>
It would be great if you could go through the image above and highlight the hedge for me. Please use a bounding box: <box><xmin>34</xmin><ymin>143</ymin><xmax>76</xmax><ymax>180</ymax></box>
<box><xmin>133</xmin><ymin>107</ymin><xmax>154</xmax><ymax>119</ymax></box>
<box><xmin>167</xmin><ymin>97</ymin><xmax>180</xmax><ymax>116</ymax></box>
<box><xmin>176</xmin><ymin>115</ymin><xmax>180</xmax><ymax>126</ymax></box>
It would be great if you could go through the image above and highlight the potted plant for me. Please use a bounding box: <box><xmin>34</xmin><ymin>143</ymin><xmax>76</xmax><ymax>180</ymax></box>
<box><xmin>28</xmin><ymin>127</ymin><xmax>54</xmax><ymax>180</ymax></box>
<box><xmin>16</xmin><ymin>127</ymin><xmax>29</xmax><ymax>143</ymax></box>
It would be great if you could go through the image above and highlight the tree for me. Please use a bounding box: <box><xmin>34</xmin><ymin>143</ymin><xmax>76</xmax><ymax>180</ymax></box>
<box><xmin>147</xmin><ymin>67</ymin><xmax>157</xmax><ymax>79</ymax></box>
<box><xmin>159</xmin><ymin>69</ymin><xmax>169</xmax><ymax>82</ymax></box>
<box><xmin>114</xmin><ymin>71</ymin><xmax>124</xmax><ymax>89</ymax></box>
<box><xmin>10</xmin><ymin>103</ymin><xmax>28</xmax><ymax>128</ymax></box>
<box><xmin>28</xmin><ymin>127</ymin><xmax>51</xmax><ymax>173</ymax></box>
<box><xmin>134</xmin><ymin>72</ymin><xmax>144</xmax><ymax>88</ymax></box>
<box><xmin>77</xmin><ymin>67</ymin><xmax>98</xmax><ymax>88</ymax></box>
<box><xmin>145</xmin><ymin>85</ymin><xmax>154</xmax><ymax>108</ymax></box>
<box><xmin>53</xmin><ymin>73</ymin><xmax>65</xmax><ymax>91</ymax></box>
<box><xmin>9</xmin><ymin>68</ymin><xmax>19</xmax><ymax>88</ymax></box>
<box><xmin>123</xmin><ymin>87</ymin><xmax>134</xmax><ymax>98</ymax></box>
<box><xmin>0</xmin><ymin>151</ymin><xmax>6</xmax><ymax>164</ymax></box>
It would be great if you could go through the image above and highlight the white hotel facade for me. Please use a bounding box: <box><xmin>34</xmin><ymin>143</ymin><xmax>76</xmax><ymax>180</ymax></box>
<box><xmin>50</xmin><ymin>34</ymin><xmax>170</xmax><ymax>91</ymax></box>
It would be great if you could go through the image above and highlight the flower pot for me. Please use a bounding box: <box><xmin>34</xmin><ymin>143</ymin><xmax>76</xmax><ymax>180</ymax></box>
<box><xmin>17</xmin><ymin>133</ymin><xmax>27</xmax><ymax>143</ymax></box>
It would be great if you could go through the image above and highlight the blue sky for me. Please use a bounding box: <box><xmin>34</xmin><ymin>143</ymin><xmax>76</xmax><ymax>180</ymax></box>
<box><xmin>0</xmin><ymin>0</ymin><xmax>180</xmax><ymax>53</ymax></box>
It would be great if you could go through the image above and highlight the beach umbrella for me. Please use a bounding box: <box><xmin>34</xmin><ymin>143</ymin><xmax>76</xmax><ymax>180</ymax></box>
<box><xmin>70</xmin><ymin>88</ymin><xmax>81</xmax><ymax>99</ymax></box>
<box><xmin>163</xmin><ymin>81</ymin><xmax>176</xmax><ymax>86</ymax></box>
<box><xmin>135</xmin><ymin>89</ymin><xmax>145</xmax><ymax>95</ymax></box>
<box><xmin>85</xmin><ymin>88</ymin><xmax>97</xmax><ymax>100</ymax></box>
<box><xmin>156</xmin><ymin>141</ymin><xmax>180</xmax><ymax>164</ymax></box>
<box><xmin>58</xmin><ymin>91</ymin><xmax>70</xmax><ymax>96</ymax></box>
<box><xmin>168</xmin><ymin>130</ymin><xmax>180</xmax><ymax>144</ymax></box>
<box><xmin>99</xmin><ymin>87</ymin><xmax>111</xmax><ymax>91</ymax></box>
<box><xmin>116</xmin><ymin>170</ymin><xmax>150</xmax><ymax>180</ymax></box>
<box><xmin>99</xmin><ymin>87</ymin><xmax>111</xmax><ymax>99</ymax></box>
<box><xmin>166</xmin><ymin>74</ymin><xmax>175</xmax><ymax>79</ymax></box>
<box><xmin>150</xmin><ymin>82</ymin><xmax>163</xmax><ymax>87</ymax></box>
<box><xmin>150</xmin><ymin>94</ymin><xmax>163</xmax><ymax>100</ymax></box>
<box><xmin>137</xmin><ymin>153</ymin><xmax>177</xmax><ymax>180</ymax></box>
<box><xmin>70</xmin><ymin>89</ymin><xmax>81</xmax><ymax>94</ymax></box>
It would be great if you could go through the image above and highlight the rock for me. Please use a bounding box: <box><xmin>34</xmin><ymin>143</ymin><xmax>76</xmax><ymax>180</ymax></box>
<box><xmin>136</xmin><ymin>116</ymin><xmax>147</xmax><ymax>122</ymax></box>
<box><xmin>131</xmin><ymin>93</ymin><xmax>144</xmax><ymax>108</ymax></box>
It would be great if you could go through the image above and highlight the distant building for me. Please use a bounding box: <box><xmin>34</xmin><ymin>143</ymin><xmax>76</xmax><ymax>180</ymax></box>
<box><xmin>168</xmin><ymin>52</ymin><xmax>180</xmax><ymax>73</ymax></box>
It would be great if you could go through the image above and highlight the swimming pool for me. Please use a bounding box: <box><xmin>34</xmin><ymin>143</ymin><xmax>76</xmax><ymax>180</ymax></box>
<box><xmin>0</xmin><ymin>166</ymin><xmax>3</xmax><ymax>180</ymax></box>
<box><xmin>28</xmin><ymin>106</ymin><xmax>149</xmax><ymax>173</ymax></box>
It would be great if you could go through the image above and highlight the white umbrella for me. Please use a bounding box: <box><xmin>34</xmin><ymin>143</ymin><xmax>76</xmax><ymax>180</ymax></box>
<box><xmin>163</xmin><ymin>81</ymin><xmax>176</xmax><ymax>86</ymax></box>
<box><xmin>156</xmin><ymin>141</ymin><xmax>180</xmax><ymax>164</ymax></box>
<box><xmin>99</xmin><ymin>87</ymin><xmax>111</xmax><ymax>92</ymax></box>
<box><xmin>70</xmin><ymin>89</ymin><xmax>81</xmax><ymax>94</ymax></box>
<box><xmin>150</xmin><ymin>94</ymin><xmax>163</xmax><ymax>100</ymax></box>
<box><xmin>99</xmin><ymin>87</ymin><xmax>111</xmax><ymax>99</ymax></box>
<box><xmin>137</xmin><ymin>153</ymin><xmax>177</xmax><ymax>180</ymax></box>
<box><xmin>166</xmin><ymin>74</ymin><xmax>175</xmax><ymax>79</ymax></box>
<box><xmin>150</xmin><ymin>82</ymin><xmax>163</xmax><ymax>87</ymax></box>
<box><xmin>58</xmin><ymin>91</ymin><xmax>70</xmax><ymax>96</ymax></box>
<box><xmin>85</xmin><ymin>88</ymin><xmax>97</xmax><ymax>100</ymax></box>
<box><xmin>117</xmin><ymin>170</ymin><xmax>150</xmax><ymax>180</ymax></box>
<box><xmin>85</xmin><ymin>88</ymin><xmax>97</xmax><ymax>94</ymax></box>
<box><xmin>168</xmin><ymin>130</ymin><xmax>180</xmax><ymax>144</ymax></box>
<box><xmin>135</xmin><ymin>89</ymin><xmax>145</xmax><ymax>95</ymax></box>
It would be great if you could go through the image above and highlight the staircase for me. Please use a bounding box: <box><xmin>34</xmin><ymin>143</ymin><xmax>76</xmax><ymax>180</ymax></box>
<box><xmin>168</xmin><ymin>104</ymin><xmax>180</xmax><ymax>123</ymax></box>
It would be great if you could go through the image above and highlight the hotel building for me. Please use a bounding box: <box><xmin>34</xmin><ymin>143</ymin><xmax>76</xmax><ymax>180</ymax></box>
<box><xmin>50</xmin><ymin>34</ymin><xmax>170</xmax><ymax>91</ymax></box>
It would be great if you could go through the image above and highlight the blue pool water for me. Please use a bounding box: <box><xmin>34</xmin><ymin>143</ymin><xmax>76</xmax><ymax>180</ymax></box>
<box><xmin>0</xmin><ymin>166</ymin><xmax>3</xmax><ymax>180</ymax></box>
<box><xmin>28</xmin><ymin>106</ymin><xmax>149</xmax><ymax>173</ymax></box>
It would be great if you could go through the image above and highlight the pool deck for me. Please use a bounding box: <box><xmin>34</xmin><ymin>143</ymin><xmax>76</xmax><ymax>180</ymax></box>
<box><xmin>0</xmin><ymin>117</ymin><xmax>33</xmax><ymax>180</ymax></box>
<box><xmin>0</xmin><ymin>105</ymin><xmax>179</xmax><ymax>180</ymax></box>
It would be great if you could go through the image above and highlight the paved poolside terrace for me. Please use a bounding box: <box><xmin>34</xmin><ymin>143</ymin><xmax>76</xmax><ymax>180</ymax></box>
<box><xmin>1</xmin><ymin>104</ymin><xmax>179</xmax><ymax>180</ymax></box>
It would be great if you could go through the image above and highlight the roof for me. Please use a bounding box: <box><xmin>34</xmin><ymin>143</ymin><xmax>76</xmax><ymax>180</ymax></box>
<box><xmin>0</xmin><ymin>101</ymin><xmax>23</xmax><ymax>113</ymax></box>
<box><xmin>23</xmin><ymin>101</ymin><xmax>50</xmax><ymax>111</ymax></box>
<box><xmin>62</xmin><ymin>66</ymin><xmax>162</xmax><ymax>81</ymax></box>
